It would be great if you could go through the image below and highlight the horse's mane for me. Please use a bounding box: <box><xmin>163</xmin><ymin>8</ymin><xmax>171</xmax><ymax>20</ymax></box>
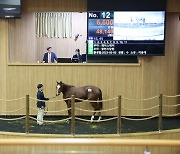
<box><xmin>62</xmin><ymin>82</ymin><xmax>74</xmax><ymax>88</ymax></box>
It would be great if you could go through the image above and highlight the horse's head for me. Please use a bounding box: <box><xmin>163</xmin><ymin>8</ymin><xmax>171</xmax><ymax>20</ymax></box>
<box><xmin>56</xmin><ymin>81</ymin><xmax>63</xmax><ymax>96</ymax></box>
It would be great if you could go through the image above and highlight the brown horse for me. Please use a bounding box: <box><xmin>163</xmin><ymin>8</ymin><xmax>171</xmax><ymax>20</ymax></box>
<box><xmin>56</xmin><ymin>81</ymin><xmax>103</xmax><ymax>122</ymax></box>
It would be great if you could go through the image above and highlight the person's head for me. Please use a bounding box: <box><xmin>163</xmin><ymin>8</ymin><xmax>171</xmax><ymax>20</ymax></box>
<box><xmin>37</xmin><ymin>84</ymin><xmax>43</xmax><ymax>91</ymax></box>
<box><xmin>47</xmin><ymin>47</ymin><xmax>52</xmax><ymax>53</ymax></box>
<box><xmin>75</xmin><ymin>49</ymin><xmax>80</xmax><ymax>55</ymax></box>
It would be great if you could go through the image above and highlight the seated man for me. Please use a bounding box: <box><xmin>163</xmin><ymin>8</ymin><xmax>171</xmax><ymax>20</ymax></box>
<box><xmin>43</xmin><ymin>47</ymin><xmax>57</xmax><ymax>63</ymax></box>
<box><xmin>72</xmin><ymin>48</ymin><xmax>82</xmax><ymax>63</ymax></box>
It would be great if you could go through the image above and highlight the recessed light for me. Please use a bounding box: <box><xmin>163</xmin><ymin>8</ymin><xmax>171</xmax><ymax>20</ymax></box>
<box><xmin>3</xmin><ymin>8</ymin><xmax>16</xmax><ymax>11</ymax></box>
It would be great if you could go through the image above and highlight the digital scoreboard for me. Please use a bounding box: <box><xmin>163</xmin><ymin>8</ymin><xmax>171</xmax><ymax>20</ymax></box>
<box><xmin>87</xmin><ymin>11</ymin><xmax>165</xmax><ymax>56</ymax></box>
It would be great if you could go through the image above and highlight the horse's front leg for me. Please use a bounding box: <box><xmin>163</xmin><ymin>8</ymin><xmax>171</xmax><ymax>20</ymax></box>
<box><xmin>66</xmin><ymin>100</ymin><xmax>71</xmax><ymax>124</ymax></box>
<box><xmin>90</xmin><ymin>111</ymin><xmax>96</xmax><ymax>123</ymax></box>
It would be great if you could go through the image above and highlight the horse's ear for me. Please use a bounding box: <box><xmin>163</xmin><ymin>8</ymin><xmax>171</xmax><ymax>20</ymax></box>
<box><xmin>56</xmin><ymin>81</ymin><xmax>59</xmax><ymax>84</ymax></box>
<box><xmin>60</xmin><ymin>81</ymin><xmax>62</xmax><ymax>84</ymax></box>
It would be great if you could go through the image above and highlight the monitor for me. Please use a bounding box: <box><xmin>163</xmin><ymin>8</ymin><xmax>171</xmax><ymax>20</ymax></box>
<box><xmin>81</xmin><ymin>54</ymin><xmax>87</xmax><ymax>62</ymax></box>
<box><xmin>57</xmin><ymin>58</ymin><xmax>72</xmax><ymax>63</ymax></box>
<box><xmin>71</xmin><ymin>58</ymin><xmax>79</xmax><ymax>63</ymax></box>
<box><xmin>87</xmin><ymin>0</ymin><xmax>166</xmax><ymax>63</ymax></box>
<box><xmin>0</xmin><ymin>0</ymin><xmax>21</xmax><ymax>18</ymax></box>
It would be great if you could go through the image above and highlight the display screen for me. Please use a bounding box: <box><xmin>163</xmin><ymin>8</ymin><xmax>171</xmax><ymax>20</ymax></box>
<box><xmin>87</xmin><ymin>0</ymin><xmax>166</xmax><ymax>62</ymax></box>
<box><xmin>0</xmin><ymin>0</ymin><xmax>21</xmax><ymax>18</ymax></box>
<box><xmin>87</xmin><ymin>11</ymin><xmax>165</xmax><ymax>56</ymax></box>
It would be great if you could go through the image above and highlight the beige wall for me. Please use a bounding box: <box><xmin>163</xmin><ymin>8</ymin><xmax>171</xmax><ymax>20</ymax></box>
<box><xmin>0</xmin><ymin>0</ymin><xmax>180</xmax><ymax>116</ymax></box>
<box><xmin>8</xmin><ymin>12</ymin><xmax>36</xmax><ymax>62</ymax></box>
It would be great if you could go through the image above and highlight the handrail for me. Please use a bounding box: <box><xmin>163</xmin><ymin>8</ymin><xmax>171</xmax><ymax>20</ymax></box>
<box><xmin>1</xmin><ymin>93</ymin><xmax>180</xmax><ymax>104</ymax></box>
<box><xmin>0</xmin><ymin>138</ymin><xmax>179</xmax><ymax>147</ymax></box>
<box><xmin>8</xmin><ymin>62</ymin><xmax>141</xmax><ymax>67</ymax></box>
<box><xmin>0</xmin><ymin>97</ymin><xmax>25</xmax><ymax>102</ymax></box>
<box><xmin>0</xmin><ymin>94</ymin><xmax>179</xmax><ymax>135</ymax></box>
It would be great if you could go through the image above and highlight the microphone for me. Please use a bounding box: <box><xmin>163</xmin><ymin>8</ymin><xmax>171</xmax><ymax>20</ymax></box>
<box><xmin>74</xmin><ymin>34</ymin><xmax>82</xmax><ymax>41</ymax></box>
<box><xmin>74</xmin><ymin>34</ymin><xmax>79</xmax><ymax>41</ymax></box>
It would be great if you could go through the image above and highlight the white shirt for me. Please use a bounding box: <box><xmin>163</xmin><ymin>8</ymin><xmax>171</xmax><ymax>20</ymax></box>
<box><xmin>48</xmin><ymin>53</ymin><xmax>51</xmax><ymax>63</ymax></box>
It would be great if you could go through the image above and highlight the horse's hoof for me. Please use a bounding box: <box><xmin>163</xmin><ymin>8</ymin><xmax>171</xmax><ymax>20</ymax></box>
<box><xmin>66</xmin><ymin>119</ymin><xmax>70</xmax><ymax>124</ymax></box>
<box><xmin>90</xmin><ymin>116</ymin><xmax>94</xmax><ymax>123</ymax></box>
<box><xmin>97</xmin><ymin>116</ymin><xmax>102</xmax><ymax>122</ymax></box>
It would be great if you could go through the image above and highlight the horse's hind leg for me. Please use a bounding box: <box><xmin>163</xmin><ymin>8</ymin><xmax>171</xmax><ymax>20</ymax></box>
<box><xmin>97</xmin><ymin>111</ymin><xmax>102</xmax><ymax>122</ymax></box>
<box><xmin>90</xmin><ymin>102</ymin><xmax>102</xmax><ymax>122</ymax></box>
<box><xmin>90</xmin><ymin>111</ymin><xmax>96</xmax><ymax>122</ymax></box>
<box><xmin>89</xmin><ymin>102</ymin><xmax>96</xmax><ymax>122</ymax></box>
<box><xmin>90</xmin><ymin>110</ymin><xmax>101</xmax><ymax>122</ymax></box>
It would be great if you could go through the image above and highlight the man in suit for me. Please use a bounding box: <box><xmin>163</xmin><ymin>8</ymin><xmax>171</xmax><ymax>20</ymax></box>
<box><xmin>72</xmin><ymin>48</ymin><xmax>82</xmax><ymax>63</ymax></box>
<box><xmin>43</xmin><ymin>47</ymin><xmax>58</xmax><ymax>63</ymax></box>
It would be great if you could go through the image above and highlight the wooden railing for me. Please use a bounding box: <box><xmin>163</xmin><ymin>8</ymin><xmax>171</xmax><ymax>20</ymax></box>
<box><xmin>0</xmin><ymin>138</ymin><xmax>179</xmax><ymax>154</ymax></box>
<box><xmin>0</xmin><ymin>138</ymin><xmax>179</xmax><ymax>146</ymax></box>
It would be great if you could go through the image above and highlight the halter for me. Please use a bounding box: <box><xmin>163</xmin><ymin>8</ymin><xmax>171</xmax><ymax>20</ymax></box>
<box><xmin>56</xmin><ymin>82</ymin><xmax>63</xmax><ymax>96</ymax></box>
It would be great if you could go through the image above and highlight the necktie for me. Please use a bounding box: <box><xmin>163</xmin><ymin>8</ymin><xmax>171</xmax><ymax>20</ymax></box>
<box><xmin>48</xmin><ymin>53</ymin><xmax>51</xmax><ymax>63</ymax></box>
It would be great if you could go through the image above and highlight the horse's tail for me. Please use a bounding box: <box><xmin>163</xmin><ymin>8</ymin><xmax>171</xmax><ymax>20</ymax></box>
<box><xmin>98</xmin><ymin>89</ymin><xmax>103</xmax><ymax>109</ymax></box>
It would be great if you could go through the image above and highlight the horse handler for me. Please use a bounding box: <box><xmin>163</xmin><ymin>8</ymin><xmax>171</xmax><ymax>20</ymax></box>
<box><xmin>36</xmin><ymin>84</ymin><xmax>49</xmax><ymax>125</ymax></box>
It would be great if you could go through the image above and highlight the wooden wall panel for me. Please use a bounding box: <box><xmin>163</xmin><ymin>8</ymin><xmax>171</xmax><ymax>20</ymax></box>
<box><xmin>140</xmin><ymin>13</ymin><xmax>180</xmax><ymax>115</ymax></box>
<box><xmin>0</xmin><ymin>20</ymin><xmax>8</xmax><ymax>114</ymax></box>
<box><xmin>26</xmin><ymin>0</ymin><xmax>87</xmax><ymax>12</ymax></box>
<box><xmin>25</xmin><ymin>0</ymin><xmax>180</xmax><ymax>13</ymax></box>
<box><xmin>167</xmin><ymin>0</ymin><xmax>180</xmax><ymax>12</ymax></box>
<box><xmin>0</xmin><ymin>142</ymin><xmax>179</xmax><ymax>154</ymax></box>
<box><xmin>6</xmin><ymin>64</ymin><xmax>144</xmax><ymax>116</ymax></box>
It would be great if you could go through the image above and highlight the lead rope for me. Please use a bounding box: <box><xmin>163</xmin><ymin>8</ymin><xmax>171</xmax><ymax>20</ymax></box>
<box><xmin>45</xmin><ymin>95</ymin><xmax>59</xmax><ymax>114</ymax></box>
